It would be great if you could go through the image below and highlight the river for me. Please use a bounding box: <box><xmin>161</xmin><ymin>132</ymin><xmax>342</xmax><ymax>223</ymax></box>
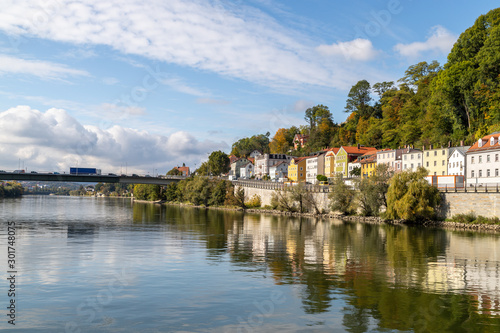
<box><xmin>0</xmin><ymin>195</ymin><xmax>499</xmax><ymax>332</ymax></box>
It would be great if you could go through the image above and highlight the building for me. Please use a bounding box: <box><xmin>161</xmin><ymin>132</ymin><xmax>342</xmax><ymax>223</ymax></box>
<box><xmin>230</xmin><ymin>157</ymin><xmax>250</xmax><ymax>178</ymax></box>
<box><xmin>175</xmin><ymin>166</ymin><xmax>190</xmax><ymax>176</ymax></box>
<box><xmin>448</xmin><ymin>145</ymin><xmax>470</xmax><ymax>176</ymax></box>
<box><xmin>240</xmin><ymin>162</ymin><xmax>254</xmax><ymax>179</ymax></box>
<box><xmin>269</xmin><ymin>161</ymin><xmax>289</xmax><ymax>181</ymax></box>
<box><xmin>401</xmin><ymin>147</ymin><xmax>423</xmax><ymax>172</ymax></box>
<box><xmin>348</xmin><ymin>161</ymin><xmax>361</xmax><ymax>178</ymax></box>
<box><xmin>288</xmin><ymin>157</ymin><xmax>309</xmax><ymax>182</ymax></box>
<box><xmin>376</xmin><ymin>148</ymin><xmax>404</xmax><ymax>173</ymax></box>
<box><xmin>359</xmin><ymin>150</ymin><xmax>378</xmax><ymax>178</ymax></box>
<box><xmin>306</xmin><ymin>153</ymin><xmax>325</xmax><ymax>184</ymax></box>
<box><xmin>293</xmin><ymin>134</ymin><xmax>309</xmax><ymax>150</ymax></box>
<box><xmin>228</xmin><ymin>155</ymin><xmax>239</xmax><ymax>165</ymax></box>
<box><xmin>324</xmin><ymin>148</ymin><xmax>339</xmax><ymax>179</ymax></box>
<box><xmin>466</xmin><ymin>132</ymin><xmax>500</xmax><ymax>186</ymax></box>
<box><xmin>255</xmin><ymin>154</ymin><xmax>294</xmax><ymax>178</ymax></box>
<box><xmin>335</xmin><ymin>145</ymin><xmax>377</xmax><ymax>178</ymax></box>
<box><xmin>423</xmin><ymin>145</ymin><xmax>450</xmax><ymax>176</ymax></box>
<box><xmin>249</xmin><ymin>150</ymin><xmax>262</xmax><ymax>158</ymax></box>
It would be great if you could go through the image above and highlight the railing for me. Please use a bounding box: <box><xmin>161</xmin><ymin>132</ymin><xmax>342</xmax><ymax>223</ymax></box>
<box><xmin>234</xmin><ymin>180</ymin><xmax>330</xmax><ymax>193</ymax></box>
<box><xmin>435</xmin><ymin>183</ymin><xmax>500</xmax><ymax>193</ymax></box>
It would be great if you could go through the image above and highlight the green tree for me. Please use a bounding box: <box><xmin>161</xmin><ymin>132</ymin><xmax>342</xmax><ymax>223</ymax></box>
<box><xmin>208</xmin><ymin>150</ymin><xmax>230</xmax><ymax>176</ymax></box>
<box><xmin>166</xmin><ymin>167</ymin><xmax>181</xmax><ymax>176</ymax></box>
<box><xmin>328</xmin><ymin>174</ymin><xmax>355</xmax><ymax>214</ymax></box>
<box><xmin>385</xmin><ymin>167</ymin><xmax>441</xmax><ymax>222</ymax></box>
<box><xmin>210</xmin><ymin>180</ymin><xmax>227</xmax><ymax>206</ymax></box>
<box><xmin>165</xmin><ymin>183</ymin><xmax>178</xmax><ymax>202</ymax></box>
<box><xmin>345</xmin><ymin>80</ymin><xmax>373</xmax><ymax>118</ymax></box>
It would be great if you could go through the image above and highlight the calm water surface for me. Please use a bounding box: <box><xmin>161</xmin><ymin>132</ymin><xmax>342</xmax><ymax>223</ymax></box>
<box><xmin>0</xmin><ymin>195</ymin><xmax>499</xmax><ymax>332</ymax></box>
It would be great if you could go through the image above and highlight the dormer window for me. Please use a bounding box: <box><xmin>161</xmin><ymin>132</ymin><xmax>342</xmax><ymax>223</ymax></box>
<box><xmin>478</xmin><ymin>139</ymin><xmax>483</xmax><ymax>147</ymax></box>
<box><xmin>491</xmin><ymin>137</ymin><xmax>497</xmax><ymax>146</ymax></box>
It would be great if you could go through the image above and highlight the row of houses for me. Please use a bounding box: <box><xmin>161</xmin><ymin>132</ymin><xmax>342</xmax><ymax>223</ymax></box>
<box><xmin>228</xmin><ymin>131</ymin><xmax>500</xmax><ymax>186</ymax></box>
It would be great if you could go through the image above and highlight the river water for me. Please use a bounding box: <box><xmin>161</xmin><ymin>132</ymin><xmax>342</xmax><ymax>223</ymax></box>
<box><xmin>0</xmin><ymin>195</ymin><xmax>499</xmax><ymax>332</ymax></box>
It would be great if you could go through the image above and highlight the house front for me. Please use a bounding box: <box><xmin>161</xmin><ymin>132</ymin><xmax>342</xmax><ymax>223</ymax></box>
<box><xmin>324</xmin><ymin>148</ymin><xmax>339</xmax><ymax>179</ymax></box>
<box><xmin>306</xmin><ymin>153</ymin><xmax>325</xmax><ymax>184</ymax></box>
<box><xmin>423</xmin><ymin>145</ymin><xmax>450</xmax><ymax>176</ymax></box>
<box><xmin>269</xmin><ymin>161</ymin><xmax>289</xmax><ymax>181</ymax></box>
<box><xmin>293</xmin><ymin>134</ymin><xmax>309</xmax><ymax>150</ymax></box>
<box><xmin>240</xmin><ymin>162</ymin><xmax>254</xmax><ymax>179</ymax></box>
<box><xmin>288</xmin><ymin>157</ymin><xmax>308</xmax><ymax>182</ymax></box>
<box><xmin>255</xmin><ymin>154</ymin><xmax>294</xmax><ymax>178</ymax></box>
<box><xmin>230</xmin><ymin>157</ymin><xmax>249</xmax><ymax>177</ymax></box>
<box><xmin>335</xmin><ymin>146</ymin><xmax>377</xmax><ymax>178</ymax></box>
<box><xmin>466</xmin><ymin>132</ymin><xmax>500</xmax><ymax>186</ymax></box>
<box><xmin>360</xmin><ymin>151</ymin><xmax>377</xmax><ymax>178</ymax></box>
<box><xmin>448</xmin><ymin>146</ymin><xmax>470</xmax><ymax>176</ymax></box>
<box><xmin>401</xmin><ymin>147</ymin><xmax>423</xmax><ymax>172</ymax></box>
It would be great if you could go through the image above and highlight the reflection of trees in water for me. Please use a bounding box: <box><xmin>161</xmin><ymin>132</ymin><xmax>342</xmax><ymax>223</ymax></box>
<box><xmin>131</xmin><ymin>204</ymin><xmax>500</xmax><ymax>330</ymax></box>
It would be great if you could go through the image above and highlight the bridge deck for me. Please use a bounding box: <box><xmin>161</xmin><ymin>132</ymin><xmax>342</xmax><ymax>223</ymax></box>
<box><xmin>0</xmin><ymin>173</ymin><xmax>185</xmax><ymax>185</ymax></box>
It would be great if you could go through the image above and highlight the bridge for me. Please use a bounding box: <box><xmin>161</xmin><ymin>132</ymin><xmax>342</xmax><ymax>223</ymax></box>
<box><xmin>0</xmin><ymin>172</ymin><xmax>186</xmax><ymax>185</ymax></box>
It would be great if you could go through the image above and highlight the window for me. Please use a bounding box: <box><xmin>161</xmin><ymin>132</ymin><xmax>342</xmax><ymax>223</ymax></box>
<box><xmin>487</xmin><ymin>169</ymin><xmax>491</xmax><ymax>177</ymax></box>
<box><xmin>449</xmin><ymin>163</ymin><xmax>451</xmax><ymax>168</ymax></box>
<box><xmin>411</xmin><ymin>154</ymin><xmax>414</xmax><ymax>160</ymax></box>
<box><xmin>300</xmin><ymin>167</ymin><xmax>303</xmax><ymax>171</ymax></box>
<box><xmin>434</xmin><ymin>151</ymin><xmax>437</xmax><ymax>156</ymax></box>
<box><xmin>472</xmin><ymin>170</ymin><xmax>475</xmax><ymax>177</ymax></box>
<box><xmin>442</xmin><ymin>150</ymin><xmax>445</xmax><ymax>155</ymax></box>
<box><xmin>479</xmin><ymin>156</ymin><xmax>483</xmax><ymax>163</ymax></box>
<box><xmin>411</xmin><ymin>163</ymin><xmax>414</xmax><ymax>169</ymax></box>
<box><xmin>442</xmin><ymin>160</ymin><xmax>445</xmax><ymax>166</ymax></box>
<box><xmin>496</xmin><ymin>154</ymin><xmax>499</xmax><ymax>162</ymax></box>
<box><xmin>496</xmin><ymin>169</ymin><xmax>499</xmax><ymax>177</ymax></box>
<box><xmin>418</xmin><ymin>154</ymin><xmax>421</xmax><ymax>159</ymax></box>
<box><xmin>487</xmin><ymin>155</ymin><xmax>491</xmax><ymax>163</ymax></box>
<box><xmin>434</xmin><ymin>172</ymin><xmax>437</xmax><ymax>175</ymax></box>
<box><xmin>434</xmin><ymin>161</ymin><xmax>437</xmax><ymax>166</ymax></box>
<box><xmin>479</xmin><ymin>170</ymin><xmax>483</xmax><ymax>177</ymax></box>
<box><xmin>426</xmin><ymin>162</ymin><xmax>429</xmax><ymax>167</ymax></box>
<box><xmin>404</xmin><ymin>155</ymin><xmax>407</xmax><ymax>160</ymax></box>
<box><xmin>426</xmin><ymin>152</ymin><xmax>429</xmax><ymax>157</ymax></box>
<box><xmin>442</xmin><ymin>171</ymin><xmax>445</xmax><ymax>175</ymax></box>
<box><xmin>471</xmin><ymin>156</ymin><xmax>474</xmax><ymax>164</ymax></box>
<box><xmin>418</xmin><ymin>163</ymin><xmax>421</xmax><ymax>167</ymax></box>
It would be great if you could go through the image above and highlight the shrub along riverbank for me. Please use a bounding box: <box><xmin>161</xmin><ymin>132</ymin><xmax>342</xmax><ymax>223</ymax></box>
<box><xmin>0</xmin><ymin>182</ymin><xmax>23</xmax><ymax>198</ymax></box>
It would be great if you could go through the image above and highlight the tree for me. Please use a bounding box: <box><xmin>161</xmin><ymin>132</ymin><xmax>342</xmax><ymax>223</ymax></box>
<box><xmin>305</xmin><ymin>105</ymin><xmax>333</xmax><ymax>130</ymax></box>
<box><xmin>208</xmin><ymin>151</ymin><xmax>230</xmax><ymax>176</ymax></box>
<box><xmin>345</xmin><ymin>80</ymin><xmax>373</xmax><ymax>117</ymax></box>
<box><xmin>350</xmin><ymin>167</ymin><xmax>361</xmax><ymax>177</ymax></box>
<box><xmin>269</xmin><ymin>128</ymin><xmax>289</xmax><ymax>153</ymax></box>
<box><xmin>385</xmin><ymin>167</ymin><xmax>441</xmax><ymax>222</ymax></box>
<box><xmin>167</xmin><ymin>167</ymin><xmax>181</xmax><ymax>176</ymax></box>
<box><xmin>373</xmin><ymin>81</ymin><xmax>395</xmax><ymax>97</ymax></box>
<box><xmin>231</xmin><ymin>134</ymin><xmax>270</xmax><ymax>157</ymax></box>
<box><xmin>356</xmin><ymin>164</ymin><xmax>393</xmax><ymax>216</ymax></box>
<box><xmin>328</xmin><ymin>174</ymin><xmax>355</xmax><ymax>214</ymax></box>
<box><xmin>165</xmin><ymin>183</ymin><xmax>178</xmax><ymax>202</ymax></box>
<box><xmin>317</xmin><ymin>175</ymin><xmax>328</xmax><ymax>182</ymax></box>
<box><xmin>210</xmin><ymin>180</ymin><xmax>227</xmax><ymax>206</ymax></box>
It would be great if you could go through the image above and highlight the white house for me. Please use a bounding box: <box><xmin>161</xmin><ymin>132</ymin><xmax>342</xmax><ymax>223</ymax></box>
<box><xmin>269</xmin><ymin>161</ymin><xmax>289</xmax><ymax>181</ymax></box>
<box><xmin>466</xmin><ymin>132</ymin><xmax>500</xmax><ymax>186</ymax></box>
<box><xmin>348</xmin><ymin>161</ymin><xmax>361</xmax><ymax>178</ymax></box>
<box><xmin>306</xmin><ymin>153</ymin><xmax>325</xmax><ymax>184</ymax></box>
<box><xmin>240</xmin><ymin>162</ymin><xmax>254</xmax><ymax>179</ymax></box>
<box><xmin>255</xmin><ymin>154</ymin><xmax>294</xmax><ymax>178</ymax></box>
<box><xmin>448</xmin><ymin>146</ymin><xmax>470</xmax><ymax>176</ymax></box>
<box><xmin>249</xmin><ymin>150</ymin><xmax>262</xmax><ymax>158</ymax></box>
<box><xmin>401</xmin><ymin>147</ymin><xmax>423</xmax><ymax>172</ymax></box>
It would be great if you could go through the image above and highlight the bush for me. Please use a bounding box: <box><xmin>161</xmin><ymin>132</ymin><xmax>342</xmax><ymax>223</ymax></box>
<box><xmin>385</xmin><ymin>167</ymin><xmax>441</xmax><ymax>222</ymax></box>
<box><xmin>328</xmin><ymin>174</ymin><xmax>355</xmax><ymax>215</ymax></box>
<box><xmin>245</xmin><ymin>194</ymin><xmax>262</xmax><ymax>208</ymax></box>
<box><xmin>210</xmin><ymin>180</ymin><xmax>227</xmax><ymax>206</ymax></box>
<box><xmin>316</xmin><ymin>175</ymin><xmax>328</xmax><ymax>182</ymax></box>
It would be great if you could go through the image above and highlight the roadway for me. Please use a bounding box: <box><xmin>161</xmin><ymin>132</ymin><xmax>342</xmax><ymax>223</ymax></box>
<box><xmin>0</xmin><ymin>172</ymin><xmax>186</xmax><ymax>185</ymax></box>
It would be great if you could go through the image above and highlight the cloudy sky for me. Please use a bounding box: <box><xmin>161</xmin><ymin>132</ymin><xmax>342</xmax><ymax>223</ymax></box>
<box><xmin>0</xmin><ymin>0</ymin><xmax>497</xmax><ymax>174</ymax></box>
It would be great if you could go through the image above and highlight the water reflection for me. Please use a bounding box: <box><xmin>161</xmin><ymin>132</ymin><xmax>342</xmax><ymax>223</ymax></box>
<box><xmin>131</xmin><ymin>203</ymin><xmax>500</xmax><ymax>330</ymax></box>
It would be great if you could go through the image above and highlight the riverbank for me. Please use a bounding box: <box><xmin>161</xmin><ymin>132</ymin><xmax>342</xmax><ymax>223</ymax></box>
<box><xmin>132</xmin><ymin>199</ymin><xmax>500</xmax><ymax>232</ymax></box>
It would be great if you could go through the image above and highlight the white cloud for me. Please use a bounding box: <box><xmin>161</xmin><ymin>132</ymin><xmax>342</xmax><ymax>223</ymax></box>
<box><xmin>316</xmin><ymin>39</ymin><xmax>378</xmax><ymax>61</ymax></box>
<box><xmin>394</xmin><ymin>25</ymin><xmax>457</xmax><ymax>59</ymax></box>
<box><xmin>0</xmin><ymin>0</ymin><xmax>351</xmax><ymax>89</ymax></box>
<box><xmin>0</xmin><ymin>106</ymin><xmax>226</xmax><ymax>173</ymax></box>
<box><xmin>0</xmin><ymin>54</ymin><xmax>89</xmax><ymax>79</ymax></box>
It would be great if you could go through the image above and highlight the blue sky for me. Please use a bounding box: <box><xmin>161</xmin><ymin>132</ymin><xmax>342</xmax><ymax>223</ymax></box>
<box><xmin>0</xmin><ymin>0</ymin><xmax>498</xmax><ymax>174</ymax></box>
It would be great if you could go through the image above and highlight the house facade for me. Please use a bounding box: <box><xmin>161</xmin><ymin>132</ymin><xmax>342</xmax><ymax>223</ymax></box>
<box><xmin>423</xmin><ymin>146</ymin><xmax>450</xmax><ymax>176</ymax></box>
<box><xmin>448</xmin><ymin>146</ymin><xmax>470</xmax><ymax>176</ymax></box>
<box><xmin>240</xmin><ymin>162</ymin><xmax>254</xmax><ymax>179</ymax></box>
<box><xmin>360</xmin><ymin>151</ymin><xmax>377</xmax><ymax>178</ymax></box>
<box><xmin>401</xmin><ymin>148</ymin><xmax>423</xmax><ymax>172</ymax></box>
<box><xmin>376</xmin><ymin>148</ymin><xmax>404</xmax><ymax>173</ymax></box>
<box><xmin>306</xmin><ymin>153</ymin><xmax>325</xmax><ymax>184</ymax></box>
<box><xmin>335</xmin><ymin>146</ymin><xmax>377</xmax><ymax>178</ymax></box>
<box><xmin>288</xmin><ymin>157</ymin><xmax>308</xmax><ymax>182</ymax></box>
<box><xmin>324</xmin><ymin>148</ymin><xmax>339</xmax><ymax>179</ymax></box>
<box><xmin>230</xmin><ymin>157</ymin><xmax>249</xmax><ymax>177</ymax></box>
<box><xmin>269</xmin><ymin>162</ymin><xmax>289</xmax><ymax>181</ymax></box>
<box><xmin>255</xmin><ymin>154</ymin><xmax>294</xmax><ymax>178</ymax></box>
<box><xmin>249</xmin><ymin>150</ymin><xmax>262</xmax><ymax>158</ymax></box>
<box><xmin>466</xmin><ymin>133</ymin><xmax>500</xmax><ymax>186</ymax></box>
<box><xmin>293</xmin><ymin>134</ymin><xmax>309</xmax><ymax>150</ymax></box>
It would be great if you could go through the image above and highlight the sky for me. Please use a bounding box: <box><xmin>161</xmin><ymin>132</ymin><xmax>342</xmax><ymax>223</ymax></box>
<box><xmin>0</xmin><ymin>0</ymin><xmax>498</xmax><ymax>175</ymax></box>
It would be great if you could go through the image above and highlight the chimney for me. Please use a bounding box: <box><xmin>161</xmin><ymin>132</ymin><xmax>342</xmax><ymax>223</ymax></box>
<box><xmin>460</xmin><ymin>140</ymin><xmax>464</xmax><ymax>146</ymax></box>
<box><xmin>422</xmin><ymin>145</ymin><xmax>425</xmax><ymax>151</ymax></box>
<box><xmin>430</xmin><ymin>144</ymin><xmax>433</xmax><ymax>149</ymax></box>
<box><xmin>357</xmin><ymin>143</ymin><xmax>360</xmax><ymax>149</ymax></box>
<box><xmin>448</xmin><ymin>141</ymin><xmax>451</xmax><ymax>148</ymax></box>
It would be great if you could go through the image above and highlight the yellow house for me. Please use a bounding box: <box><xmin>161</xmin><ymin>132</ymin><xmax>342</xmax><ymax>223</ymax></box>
<box><xmin>324</xmin><ymin>148</ymin><xmax>339</xmax><ymax>179</ymax></box>
<box><xmin>288</xmin><ymin>157</ymin><xmax>309</xmax><ymax>182</ymax></box>
<box><xmin>359</xmin><ymin>151</ymin><xmax>378</xmax><ymax>178</ymax></box>
<box><xmin>335</xmin><ymin>146</ymin><xmax>377</xmax><ymax>177</ymax></box>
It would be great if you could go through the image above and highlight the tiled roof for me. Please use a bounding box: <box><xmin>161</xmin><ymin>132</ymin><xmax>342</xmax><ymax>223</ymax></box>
<box><xmin>292</xmin><ymin>156</ymin><xmax>310</xmax><ymax>163</ymax></box>
<box><xmin>341</xmin><ymin>146</ymin><xmax>377</xmax><ymax>155</ymax></box>
<box><xmin>468</xmin><ymin>133</ymin><xmax>500</xmax><ymax>153</ymax></box>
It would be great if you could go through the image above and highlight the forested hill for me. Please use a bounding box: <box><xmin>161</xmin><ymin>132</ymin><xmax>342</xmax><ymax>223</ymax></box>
<box><xmin>231</xmin><ymin>7</ymin><xmax>500</xmax><ymax>157</ymax></box>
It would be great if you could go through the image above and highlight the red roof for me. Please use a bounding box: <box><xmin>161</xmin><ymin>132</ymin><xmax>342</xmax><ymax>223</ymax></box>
<box><xmin>468</xmin><ymin>133</ymin><xmax>500</xmax><ymax>153</ymax></box>
<box><xmin>341</xmin><ymin>146</ymin><xmax>377</xmax><ymax>155</ymax></box>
